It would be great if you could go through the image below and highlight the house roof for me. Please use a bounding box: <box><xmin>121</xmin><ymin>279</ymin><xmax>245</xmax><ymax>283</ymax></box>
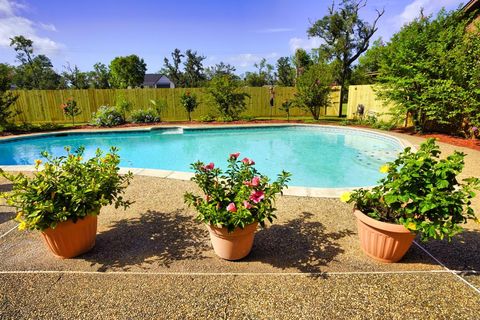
<box><xmin>463</xmin><ymin>0</ymin><xmax>480</xmax><ymax>13</ymax></box>
<box><xmin>143</xmin><ymin>74</ymin><xmax>168</xmax><ymax>86</ymax></box>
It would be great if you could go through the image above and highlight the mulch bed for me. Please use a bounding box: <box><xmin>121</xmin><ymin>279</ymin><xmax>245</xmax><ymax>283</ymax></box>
<box><xmin>392</xmin><ymin>127</ymin><xmax>480</xmax><ymax>152</ymax></box>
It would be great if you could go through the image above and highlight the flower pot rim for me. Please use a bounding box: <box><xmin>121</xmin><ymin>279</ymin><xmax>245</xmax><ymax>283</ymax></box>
<box><xmin>354</xmin><ymin>209</ymin><xmax>414</xmax><ymax>234</ymax></box>
<box><xmin>206</xmin><ymin>222</ymin><xmax>258</xmax><ymax>238</ymax></box>
<box><xmin>41</xmin><ymin>214</ymin><xmax>98</xmax><ymax>235</ymax></box>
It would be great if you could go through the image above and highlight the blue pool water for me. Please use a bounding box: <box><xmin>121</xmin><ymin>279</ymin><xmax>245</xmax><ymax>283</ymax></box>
<box><xmin>0</xmin><ymin>126</ymin><xmax>404</xmax><ymax>188</ymax></box>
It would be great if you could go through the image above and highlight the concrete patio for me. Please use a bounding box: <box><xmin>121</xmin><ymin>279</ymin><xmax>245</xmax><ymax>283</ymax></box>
<box><xmin>1</xmin><ymin>133</ymin><xmax>479</xmax><ymax>319</ymax></box>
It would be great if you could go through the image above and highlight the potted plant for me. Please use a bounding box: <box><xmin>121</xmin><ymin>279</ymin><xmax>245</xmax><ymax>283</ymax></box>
<box><xmin>0</xmin><ymin>146</ymin><xmax>133</xmax><ymax>259</ymax></box>
<box><xmin>341</xmin><ymin>138</ymin><xmax>480</xmax><ymax>263</ymax></box>
<box><xmin>184</xmin><ymin>153</ymin><xmax>291</xmax><ymax>260</ymax></box>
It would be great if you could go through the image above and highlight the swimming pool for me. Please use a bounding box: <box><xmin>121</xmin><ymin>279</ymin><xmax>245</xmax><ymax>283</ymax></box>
<box><xmin>0</xmin><ymin>125</ymin><xmax>406</xmax><ymax>188</ymax></box>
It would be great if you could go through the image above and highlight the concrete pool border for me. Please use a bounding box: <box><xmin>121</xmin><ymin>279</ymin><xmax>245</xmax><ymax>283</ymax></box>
<box><xmin>0</xmin><ymin>123</ymin><xmax>415</xmax><ymax>198</ymax></box>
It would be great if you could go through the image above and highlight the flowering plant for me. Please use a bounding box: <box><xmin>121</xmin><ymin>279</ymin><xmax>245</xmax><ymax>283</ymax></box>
<box><xmin>341</xmin><ymin>138</ymin><xmax>479</xmax><ymax>241</ymax></box>
<box><xmin>61</xmin><ymin>97</ymin><xmax>81</xmax><ymax>126</ymax></box>
<box><xmin>0</xmin><ymin>147</ymin><xmax>133</xmax><ymax>231</ymax></box>
<box><xmin>184</xmin><ymin>153</ymin><xmax>291</xmax><ymax>232</ymax></box>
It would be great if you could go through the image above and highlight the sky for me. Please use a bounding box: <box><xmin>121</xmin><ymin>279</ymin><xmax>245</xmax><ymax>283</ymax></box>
<box><xmin>0</xmin><ymin>0</ymin><xmax>464</xmax><ymax>75</ymax></box>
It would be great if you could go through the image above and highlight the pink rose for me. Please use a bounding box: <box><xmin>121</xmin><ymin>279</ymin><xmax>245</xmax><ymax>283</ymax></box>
<box><xmin>242</xmin><ymin>157</ymin><xmax>255</xmax><ymax>165</ymax></box>
<box><xmin>226</xmin><ymin>202</ymin><xmax>237</xmax><ymax>212</ymax></box>
<box><xmin>251</xmin><ymin>176</ymin><xmax>260</xmax><ymax>187</ymax></box>
<box><xmin>243</xmin><ymin>200</ymin><xmax>252</xmax><ymax>209</ymax></box>
<box><xmin>202</xmin><ymin>162</ymin><xmax>214</xmax><ymax>171</ymax></box>
<box><xmin>230</xmin><ymin>152</ymin><xmax>240</xmax><ymax>159</ymax></box>
<box><xmin>249</xmin><ymin>190</ymin><xmax>265</xmax><ymax>203</ymax></box>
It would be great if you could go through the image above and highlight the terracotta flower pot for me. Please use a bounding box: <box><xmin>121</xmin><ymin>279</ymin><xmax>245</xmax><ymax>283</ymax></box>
<box><xmin>354</xmin><ymin>210</ymin><xmax>415</xmax><ymax>263</ymax></box>
<box><xmin>41</xmin><ymin>214</ymin><xmax>98</xmax><ymax>259</ymax></box>
<box><xmin>206</xmin><ymin>222</ymin><xmax>258</xmax><ymax>260</ymax></box>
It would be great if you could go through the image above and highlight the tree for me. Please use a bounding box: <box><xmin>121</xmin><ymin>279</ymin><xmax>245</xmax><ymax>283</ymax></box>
<box><xmin>207</xmin><ymin>75</ymin><xmax>250</xmax><ymax>120</ymax></box>
<box><xmin>0</xmin><ymin>64</ymin><xmax>18</xmax><ymax>128</ymax></box>
<box><xmin>162</xmin><ymin>49</ymin><xmax>184</xmax><ymax>87</ymax></box>
<box><xmin>244</xmin><ymin>58</ymin><xmax>275</xmax><ymax>87</ymax></box>
<box><xmin>292</xmin><ymin>49</ymin><xmax>312</xmax><ymax>78</ymax></box>
<box><xmin>10</xmin><ymin>36</ymin><xmax>39</xmax><ymax>88</ymax></box>
<box><xmin>61</xmin><ymin>98</ymin><xmax>81</xmax><ymax>126</ymax></box>
<box><xmin>10</xmin><ymin>36</ymin><xmax>60</xmax><ymax>89</ymax></box>
<box><xmin>109</xmin><ymin>55</ymin><xmax>147</xmax><ymax>88</ymax></box>
<box><xmin>308</xmin><ymin>0</ymin><xmax>384</xmax><ymax>116</ymax></box>
<box><xmin>377</xmin><ymin>9</ymin><xmax>480</xmax><ymax>133</ymax></box>
<box><xmin>350</xmin><ymin>38</ymin><xmax>386</xmax><ymax>84</ymax></box>
<box><xmin>89</xmin><ymin>63</ymin><xmax>110</xmax><ymax>88</ymax></box>
<box><xmin>293</xmin><ymin>63</ymin><xmax>333</xmax><ymax>120</ymax></box>
<box><xmin>0</xmin><ymin>91</ymin><xmax>18</xmax><ymax>128</ymax></box>
<box><xmin>0</xmin><ymin>63</ymin><xmax>15</xmax><ymax>91</ymax></box>
<box><xmin>180</xmin><ymin>91</ymin><xmax>199</xmax><ymax>121</ymax></box>
<box><xmin>183</xmin><ymin>50</ymin><xmax>206</xmax><ymax>87</ymax></box>
<box><xmin>276</xmin><ymin>57</ymin><xmax>295</xmax><ymax>86</ymax></box>
<box><xmin>13</xmin><ymin>55</ymin><xmax>60</xmax><ymax>89</ymax></box>
<box><xmin>205</xmin><ymin>62</ymin><xmax>237</xmax><ymax>80</ymax></box>
<box><xmin>62</xmin><ymin>63</ymin><xmax>90</xmax><ymax>89</ymax></box>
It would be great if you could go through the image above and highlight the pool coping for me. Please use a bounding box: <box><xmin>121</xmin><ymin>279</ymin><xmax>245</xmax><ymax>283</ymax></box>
<box><xmin>0</xmin><ymin>123</ymin><xmax>415</xmax><ymax>198</ymax></box>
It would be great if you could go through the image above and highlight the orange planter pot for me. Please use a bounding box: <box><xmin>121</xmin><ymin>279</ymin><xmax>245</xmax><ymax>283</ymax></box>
<box><xmin>354</xmin><ymin>210</ymin><xmax>415</xmax><ymax>263</ymax></box>
<box><xmin>41</xmin><ymin>214</ymin><xmax>98</xmax><ymax>259</ymax></box>
<box><xmin>206</xmin><ymin>222</ymin><xmax>258</xmax><ymax>260</ymax></box>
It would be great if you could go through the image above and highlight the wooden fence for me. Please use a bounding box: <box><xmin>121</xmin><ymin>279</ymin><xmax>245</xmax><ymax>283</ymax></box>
<box><xmin>10</xmin><ymin>87</ymin><xmax>341</xmax><ymax>124</ymax></box>
<box><xmin>346</xmin><ymin>85</ymin><xmax>395</xmax><ymax>121</ymax></box>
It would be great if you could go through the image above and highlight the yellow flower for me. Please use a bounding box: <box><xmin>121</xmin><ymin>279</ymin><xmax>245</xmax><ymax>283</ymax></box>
<box><xmin>18</xmin><ymin>221</ymin><xmax>27</xmax><ymax>231</ymax></box>
<box><xmin>34</xmin><ymin>159</ymin><xmax>42</xmax><ymax>168</ymax></box>
<box><xmin>379</xmin><ymin>164</ymin><xmax>390</xmax><ymax>174</ymax></box>
<box><xmin>340</xmin><ymin>192</ymin><xmax>351</xmax><ymax>203</ymax></box>
<box><xmin>406</xmin><ymin>222</ymin><xmax>417</xmax><ymax>231</ymax></box>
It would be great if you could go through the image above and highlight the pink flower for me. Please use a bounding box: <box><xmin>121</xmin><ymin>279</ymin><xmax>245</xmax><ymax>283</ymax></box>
<box><xmin>472</xmin><ymin>127</ymin><xmax>478</xmax><ymax>132</ymax></box>
<box><xmin>226</xmin><ymin>202</ymin><xmax>237</xmax><ymax>212</ymax></box>
<box><xmin>251</xmin><ymin>176</ymin><xmax>260</xmax><ymax>187</ymax></box>
<box><xmin>249</xmin><ymin>190</ymin><xmax>265</xmax><ymax>204</ymax></box>
<box><xmin>202</xmin><ymin>162</ymin><xmax>214</xmax><ymax>171</ymax></box>
<box><xmin>230</xmin><ymin>152</ymin><xmax>240</xmax><ymax>160</ymax></box>
<box><xmin>243</xmin><ymin>200</ymin><xmax>252</xmax><ymax>209</ymax></box>
<box><xmin>242</xmin><ymin>157</ymin><xmax>255</xmax><ymax>165</ymax></box>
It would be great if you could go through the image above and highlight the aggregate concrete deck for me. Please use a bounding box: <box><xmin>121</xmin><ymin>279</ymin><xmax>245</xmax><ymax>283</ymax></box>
<box><xmin>1</xmin><ymin>131</ymin><xmax>479</xmax><ymax>319</ymax></box>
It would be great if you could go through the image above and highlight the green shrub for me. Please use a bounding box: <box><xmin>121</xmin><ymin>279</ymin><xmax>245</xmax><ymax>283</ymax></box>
<box><xmin>0</xmin><ymin>146</ymin><xmax>133</xmax><ymax>231</ymax></box>
<box><xmin>240</xmin><ymin>115</ymin><xmax>255</xmax><ymax>122</ymax></box>
<box><xmin>131</xmin><ymin>108</ymin><xmax>160</xmax><ymax>123</ymax></box>
<box><xmin>91</xmin><ymin>106</ymin><xmax>125</xmax><ymax>127</ymax></box>
<box><xmin>200</xmin><ymin>114</ymin><xmax>216</xmax><ymax>122</ymax></box>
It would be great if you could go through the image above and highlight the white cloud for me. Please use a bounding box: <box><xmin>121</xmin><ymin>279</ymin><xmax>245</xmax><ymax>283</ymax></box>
<box><xmin>39</xmin><ymin>22</ymin><xmax>57</xmax><ymax>32</ymax></box>
<box><xmin>288</xmin><ymin>37</ymin><xmax>322</xmax><ymax>52</ymax></box>
<box><xmin>257</xmin><ymin>28</ymin><xmax>294</xmax><ymax>33</ymax></box>
<box><xmin>227</xmin><ymin>52</ymin><xmax>278</xmax><ymax>68</ymax></box>
<box><xmin>397</xmin><ymin>0</ymin><xmax>459</xmax><ymax>26</ymax></box>
<box><xmin>0</xmin><ymin>0</ymin><xmax>63</xmax><ymax>55</ymax></box>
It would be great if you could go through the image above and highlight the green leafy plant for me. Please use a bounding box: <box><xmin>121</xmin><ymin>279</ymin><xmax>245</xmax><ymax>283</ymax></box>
<box><xmin>341</xmin><ymin>138</ymin><xmax>480</xmax><ymax>241</ymax></box>
<box><xmin>61</xmin><ymin>97</ymin><xmax>81</xmax><ymax>126</ymax></box>
<box><xmin>280</xmin><ymin>99</ymin><xmax>293</xmax><ymax>121</ymax></box>
<box><xmin>184</xmin><ymin>153</ymin><xmax>291</xmax><ymax>232</ymax></box>
<box><xmin>207</xmin><ymin>74</ymin><xmax>250</xmax><ymax>120</ymax></box>
<box><xmin>116</xmin><ymin>97</ymin><xmax>133</xmax><ymax>120</ymax></box>
<box><xmin>200</xmin><ymin>114</ymin><xmax>216</xmax><ymax>122</ymax></box>
<box><xmin>293</xmin><ymin>63</ymin><xmax>333</xmax><ymax>120</ymax></box>
<box><xmin>131</xmin><ymin>108</ymin><xmax>160</xmax><ymax>123</ymax></box>
<box><xmin>179</xmin><ymin>91</ymin><xmax>199</xmax><ymax>121</ymax></box>
<box><xmin>149</xmin><ymin>99</ymin><xmax>167</xmax><ymax>120</ymax></box>
<box><xmin>91</xmin><ymin>106</ymin><xmax>125</xmax><ymax>127</ymax></box>
<box><xmin>0</xmin><ymin>147</ymin><xmax>133</xmax><ymax>231</ymax></box>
